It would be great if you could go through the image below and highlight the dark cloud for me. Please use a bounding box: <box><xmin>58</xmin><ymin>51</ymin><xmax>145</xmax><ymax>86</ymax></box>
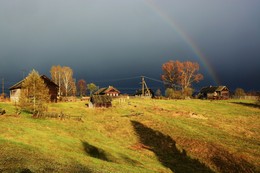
<box><xmin>0</xmin><ymin>0</ymin><xmax>260</xmax><ymax>92</ymax></box>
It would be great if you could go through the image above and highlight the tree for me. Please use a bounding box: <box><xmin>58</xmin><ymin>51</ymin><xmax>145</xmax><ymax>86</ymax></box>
<box><xmin>155</xmin><ymin>89</ymin><xmax>162</xmax><ymax>97</ymax></box>
<box><xmin>161</xmin><ymin>60</ymin><xmax>203</xmax><ymax>91</ymax></box>
<box><xmin>183</xmin><ymin>87</ymin><xmax>193</xmax><ymax>97</ymax></box>
<box><xmin>161</xmin><ymin>60</ymin><xmax>181</xmax><ymax>89</ymax></box>
<box><xmin>19</xmin><ymin>69</ymin><xmax>49</xmax><ymax>115</ymax></box>
<box><xmin>50</xmin><ymin>65</ymin><xmax>76</xmax><ymax>97</ymax></box>
<box><xmin>70</xmin><ymin>78</ymin><xmax>77</xmax><ymax>96</ymax></box>
<box><xmin>180</xmin><ymin>61</ymin><xmax>203</xmax><ymax>91</ymax></box>
<box><xmin>77</xmin><ymin>79</ymin><xmax>87</xmax><ymax>96</ymax></box>
<box><xmin>61</xmin><ymin>66</ymin><xmax>74</xmax><ymax>97</ymax></box>
<box><xmin>234</xmin><ymin>88</ymin><xmax>246</xmax><ymax>97</ymax></box>
<box><xmin>165</xmin><ymin>88</ymin><xmax>174</xmax><ymax>99</ymax></box>
<box><xmin>87</xmin><ymin>83</ymin><xmax>98</xmax><ymax>96</ymax></box>
<box><xmin>50</xmin><ymin>65</ymin><xmax>62</xmax><ymax>97</ymax></box>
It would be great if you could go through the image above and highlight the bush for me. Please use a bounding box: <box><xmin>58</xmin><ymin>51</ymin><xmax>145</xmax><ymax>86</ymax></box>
<box><xmin>183</xmin><ymin>87</ymin><xmax>193</xmax><ymax>97</ymax></box>
<box><xmin>234</xmin><ymin>88</ymin><xmax>246</xmax><ymax>97</ymax></box>
<box><xmin>165</xmin><ymin>88</ymin><xmax>184</xmax><ymax>99</ymax></box>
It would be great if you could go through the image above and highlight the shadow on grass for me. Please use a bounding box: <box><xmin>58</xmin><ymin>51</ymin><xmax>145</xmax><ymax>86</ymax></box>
<box><xmin>231</xmin><ymin>102</ymin><xmax>260</xmax><ymax>109</ymax></box>
<box><xmin>131</xmin><ymin>120</ymin><xmax>214</xmax><ymax>173</ymax></box>
<box><xmin>82</xmin><ymin>141</ymin><xmax>112</xmax><ymax>162</ymax></box>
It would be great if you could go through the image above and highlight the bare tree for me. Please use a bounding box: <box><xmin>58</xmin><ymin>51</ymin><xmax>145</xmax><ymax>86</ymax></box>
<box><xmin>61</xmin><ymin>66</ymin><xmax>74</xmax><ymax>97</ymax></box>
<box><xmin>50</xmin><ymin>65</ymin><xmax>62</xmax><ymax>97</ymax></box>
<box><xmin>50</xmin><ymin>65</ymin><xmax>76</xmax><ymax>97</ymax></box>
<box><xmin>180</xmin><ymin>61</ymin><xmax>203</xmax><ymax>91</ymax></box>
<box><xmin>77</xmin><ymin>79</ymin><xmax>87</xmax><ymax>96</ymax></box>
<box><xmin>161</xmin><ymin>60</ymin><xmax>203</xmax><ymax>91</ymax></box>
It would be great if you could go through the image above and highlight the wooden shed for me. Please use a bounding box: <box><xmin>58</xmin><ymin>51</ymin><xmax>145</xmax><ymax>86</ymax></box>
<box><xmin>198</xmin><ymin>86</ymin><xmax>229</xmax><ymax>100</ymax></box>
<box><xmin>90</xmin><ymin>95</ymin><xmax>112</xmax><ymax>108</ymax></box>
<box><xmin>9</xmin><ymin>75</ymin><xmax>58</xmax><ymax>102</ymax></box>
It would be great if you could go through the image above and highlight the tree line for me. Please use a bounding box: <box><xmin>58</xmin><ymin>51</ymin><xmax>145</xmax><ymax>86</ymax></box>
<box><xmin>17</xmin><ymin>60</ymin><xmax>207</xmax><ymax>114</ymax></box>
<box><xmin>50</xmin><ymin>65</ymin><xmax>97</xmax><ymax>97</ymax></box>
<box><xmin>17</xmin><ymin>61</ymin><xmax>260</xmax><ymax>115</ymax></box>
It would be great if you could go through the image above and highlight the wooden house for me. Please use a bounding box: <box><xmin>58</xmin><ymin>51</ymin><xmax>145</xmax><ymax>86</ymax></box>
<box><xmin>9</xmin><ymin>75</ymin><xmax>58</xmax><ymax>102</ymax></box>
<box><xmin>94</xmin><ymin>86</ymin><xmax>120</xmax><ymax>97</ymax></box>
<box><xmin>89</xmin><ymin>95</ymin><xmax>112</xmax><ymax>108</ymax></box>
<box><xmin>198</xmin><ymin>86</ymin><xmax>229</xmax><ymax>99</ymax></box>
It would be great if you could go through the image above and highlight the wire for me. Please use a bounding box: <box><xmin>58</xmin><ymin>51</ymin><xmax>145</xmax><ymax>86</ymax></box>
<box><xmin>142</xmin><ymin>76</ymin><xmax>164</xmax><ymax>84</ymax></box>
<box><xmin>89</xmin><ymin>76</ymin><xmax>140</xmax><ymax>83</ymax></box>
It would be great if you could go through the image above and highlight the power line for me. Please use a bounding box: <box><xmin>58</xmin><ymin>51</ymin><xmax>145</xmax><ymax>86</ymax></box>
<box><xmin>89</xmin><ymin>76</ymin><xmax>140</xmax><ymax>83</ymax></box>
<box><xmin>143</xmin><ymin>75</ymin><xmax>182</xmax><ymax>89</ymax></box>
<box><xmin>143</xmin><ymin>76</ymin><xmax>164</xmax><ymax>84</ymax></box>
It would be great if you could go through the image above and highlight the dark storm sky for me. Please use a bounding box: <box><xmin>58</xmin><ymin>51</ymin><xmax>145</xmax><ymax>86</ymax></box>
<box><xmin>1</xmin><ymin>0</ymin><xmax>260</xmax><ymax>93</ymax></box>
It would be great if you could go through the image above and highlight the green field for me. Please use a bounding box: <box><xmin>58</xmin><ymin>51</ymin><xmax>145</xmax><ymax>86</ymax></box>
<box><xmin>0</xmin><ymin>98</ymin><xmax>259</xmax><ymax>173</ymax></box>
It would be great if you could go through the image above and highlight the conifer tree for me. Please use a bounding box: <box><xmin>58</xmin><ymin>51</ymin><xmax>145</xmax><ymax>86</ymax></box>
<box><xmin>19</xmin><ymin>69</ymin><xmax>49</xmax><ymax>115</ymax></box>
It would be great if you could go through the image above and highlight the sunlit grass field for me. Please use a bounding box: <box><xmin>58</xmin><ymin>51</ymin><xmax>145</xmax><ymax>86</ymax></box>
<box><xmin>0</xmin><ymin>98</ymin><xmax>259</xmax><ymax>173</ymax></box>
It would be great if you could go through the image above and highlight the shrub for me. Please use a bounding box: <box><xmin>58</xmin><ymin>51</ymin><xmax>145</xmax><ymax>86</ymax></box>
<box><xmin>165</xmin><ymin>88</ymin><xmax>184</xmax><ymax>99</ymax></box>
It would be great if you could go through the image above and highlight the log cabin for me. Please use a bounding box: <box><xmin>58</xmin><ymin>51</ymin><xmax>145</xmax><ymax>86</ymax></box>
<box><xmin>198</xmin><ymin>86</ymin><xmax>229</xmax><ymax>100</ymax></box>
<box><xmin>9</xmin><ymin>75</ymin><xmax>58</xmax><ymax>102</ymax></box>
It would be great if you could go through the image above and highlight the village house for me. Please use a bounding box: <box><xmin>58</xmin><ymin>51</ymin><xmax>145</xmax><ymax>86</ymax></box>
<box><xmin>198</xmin><ymin>86</ymin><xmax>229</xmax><ymax>99</ymax></box>
<box><xmin>94</xmin><ymin>86</ymin><xmax>120</xmax><ymax>97</ymax></box>
<box><xmin>9</xmin><ymin>75</ymin><xmax>58</xmax><ymax>103</ymax></box>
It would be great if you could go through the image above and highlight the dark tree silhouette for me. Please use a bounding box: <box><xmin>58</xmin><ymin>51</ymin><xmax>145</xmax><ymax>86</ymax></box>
<box><xmin>131</xmin><ymin>121</ymin><xmax>214</xmax><ymax>173</ymax></box>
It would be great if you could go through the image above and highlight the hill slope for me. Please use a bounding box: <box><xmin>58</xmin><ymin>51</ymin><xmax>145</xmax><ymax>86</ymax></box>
<box><xmin>0</xmin><ymin>99</ymin><xmax>259</xmax><ymax>173</ymax></box>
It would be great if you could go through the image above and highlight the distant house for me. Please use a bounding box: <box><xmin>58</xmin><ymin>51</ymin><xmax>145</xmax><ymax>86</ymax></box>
<box><xmin>198</xmin><ymin>86</ymin><xmax>229</xmax><ymax>99</ymax></box>
<box><xmin>89</xmin><ymin>95</ymin><xmax>112</xmax><ymax>108</ymax></box>
<box><xmin>94</xmin><ymin>86</ymin><xmax>120</xmax><ymax>97</ymax></box>
<box><xmin>9</xmin><ymin>75</ymin><xmax>58</xmax><ymax>102</ymax></box>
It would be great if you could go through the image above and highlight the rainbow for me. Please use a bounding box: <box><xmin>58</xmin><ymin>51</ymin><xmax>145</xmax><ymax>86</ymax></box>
<box><xmin>144</xmin><ymin>0</ymin><xmax>220</xmax><ymax>85</ymax></box>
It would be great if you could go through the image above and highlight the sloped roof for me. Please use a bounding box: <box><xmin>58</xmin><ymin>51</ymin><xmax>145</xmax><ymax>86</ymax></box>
<box><xmin>200</xmin><ymin>86</ymin><xmax>228</xmax><ymax>93</ymax></box>
<box><xmin>94</xmin><ymin>86</ymin><xmax>120</xmax><ymax>95</ymax></box>
<box><xmin>9</xmin><ymin>75</ymin><xmax>58</xmax><ymax>90</ymax></box>
<box><xmin>9</xmin><ymin>80</ymin><xmax>24</xmax><ymax>90</ymax></box>
<box><xmin>90</xmin><ymin>95</ymin><xmax>112</xmax><ymax>104</ymax></box>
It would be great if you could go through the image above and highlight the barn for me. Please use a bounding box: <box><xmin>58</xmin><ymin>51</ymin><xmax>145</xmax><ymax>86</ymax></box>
<box><xmin>94</xmin><ymin>86</ymin><xmax>120</xmax><ymax>97</ymax></box>
<box><xmin>198</xmin><ymin>86</ymin><xmax>229</xmax><ymax>99</ymax></box>
<box><xmin>9</xmin><ymin>75</ymin><xmax>58</xmax><ymax>102</ymax></box>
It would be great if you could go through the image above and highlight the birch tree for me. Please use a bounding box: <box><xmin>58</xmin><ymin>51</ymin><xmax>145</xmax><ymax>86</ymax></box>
<box><xmin>50</xmin><ymin>65</ymin><xmax>62</xmax><ymax>97</ymax></box>
<box><xmin>50</xmin><ymin>65</ymin><xmax>76</xmax><ymax>97</ymax></box>
<box><xmin>62</xmin><ymin>66</ymin><xmax>74</xmax><ymax>97</ymax></box>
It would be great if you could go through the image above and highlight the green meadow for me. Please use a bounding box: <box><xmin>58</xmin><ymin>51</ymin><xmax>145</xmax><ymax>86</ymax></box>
<box><xmin>0</xmin><ymin>98</ymin><xmax>259</xmax><ymax>173</ymax></box>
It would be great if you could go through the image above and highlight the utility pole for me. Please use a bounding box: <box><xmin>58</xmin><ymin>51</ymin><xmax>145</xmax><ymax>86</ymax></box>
<box><xmin>141</xmin><ymin>76</ymin><xmax>145</xmax><ymax>96</ymax></box>
<box><xmin>1</xmin><ymin>78</ymin><xmax>4</xmax><ymax>97</ymax></box>
<box><xmin>141</xmin><ymin>76</ymin><xmax>151</xmax><ymax>97</ymax></box>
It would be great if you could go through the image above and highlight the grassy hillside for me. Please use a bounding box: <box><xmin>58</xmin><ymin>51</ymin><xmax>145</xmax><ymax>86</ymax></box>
<box><xmin>0</xmin><ymin>99</ymin><xmax>259</xmax><ymax>173</ymax></box>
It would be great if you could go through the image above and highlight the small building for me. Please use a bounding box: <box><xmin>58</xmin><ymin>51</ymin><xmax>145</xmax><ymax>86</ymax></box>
<box><xmin>94</xmin><ymin>86</ymin><xmax>120</xmax><ymax>97</ymax></box>
<box><xmin>9</xmin><ymin>75</ymin><xmax>58</xmax><ymax>102</ymax></box>
<box><xmin>198</xmin><ymin>86</ymin><xmax>229</xmax><ymax>100</ymax></box>
<box><xmin>90</xmin><ymin>95</ymin><xmax>112</xmax><ymax>108</ymax></box>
